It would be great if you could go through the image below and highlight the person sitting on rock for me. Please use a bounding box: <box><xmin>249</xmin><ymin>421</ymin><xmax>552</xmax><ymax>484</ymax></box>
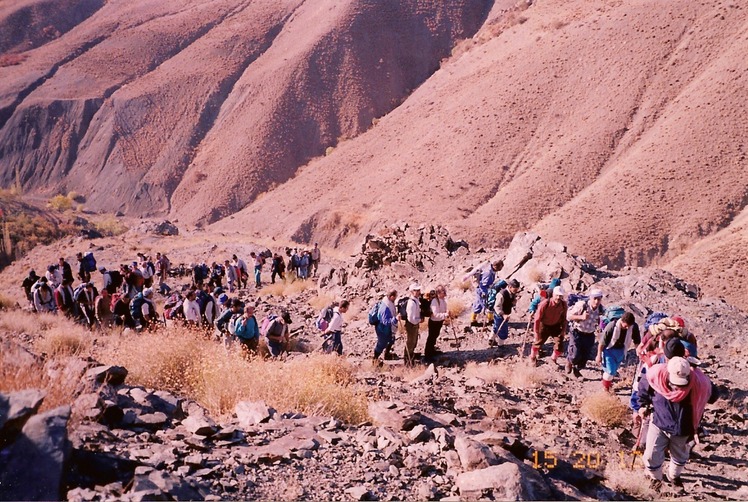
<box><xmin>425</xmin><ymin>286</ymin><xmax>450</xmax><ymax>360</ymax></box>
<box><xmin>130</xmin><ymin>288</ymin><xmax>159</xmax><ymax>331</ymax></box>
<box><xmin>492</xmin><ymin>279</ymin><xmax>521</xmax><ymax>347</ymax></box>
<box><xmin>531</xmin><ymin>286</ymin><xmax>567</xmax><ymax>366</ymax></box>
<box><xmin>374</xmin><ymin>290</ymin><xmax>399</xmax><ymax>364</ymax></box>
<box><xmin>596</xmin><ymin>311</ymin><xmax>641</xmax><ymax>392</ymax></box>
<box><xmin>323</xmin><ymin>300</ymin><xmax>349</xmax><ymax>355</ymax></box>
<box><xmin>264</xmin><ymin>311</ymin><xmax>292</xmax><ymax>357</ymax></box>
<box><xmin>233</xmin><ymin>305</ymin><xmax>260</xmax><ymax>355</ymax></box>
<box><xmin>33</xmin><ymin>277</ymin><xmax>56</xmax><ymax>313</ymax></box>
<box><xmin>565</xmin><ymin>288</ymin><xmax>604</xmax><ymax>377</ymax></box>
<box><xmin>637</xmin><ymin>355</ymin><xmax>718</xmax><ymax>491</ymax></box>
<box><xmin>470</xmin><ymin>260</ymin><xmax>503</xmax><ymax>326</ymax></box>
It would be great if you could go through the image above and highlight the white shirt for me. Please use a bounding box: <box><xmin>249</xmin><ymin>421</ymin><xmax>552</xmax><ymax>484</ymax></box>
<box><xmin>406</xmin><ymin>296</ymin><xmax>421</xmax><ymax>324</ymax></box>
<box><xmin>183</xmin><ymin>298</ymin><xmax>200</xmax><ymax>322</ymax></box>
<box><xmin>430</xmin><ymin>297</ymin><xmax>448</xmax><ymax>321</ymax></box>
<box><xmin>328</xmin><ymin>308</ymin><xmax>344</xmax><ymax>332</ymax></box>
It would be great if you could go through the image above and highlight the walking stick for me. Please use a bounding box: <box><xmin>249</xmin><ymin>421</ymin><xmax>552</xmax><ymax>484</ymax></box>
<box><xmin>631</xmin><ymin>410</ymin><xmax>647</xmax><ymax>469</ymax></box>
<box><xmin>449</xmin><ymin>320</ymin><xmax>461</xmax><ymax>351</ymax></box>
<box><xmin>520</xmin><ymin>313</ymin><xmax>533</xmax><ymax>358</ymax></box>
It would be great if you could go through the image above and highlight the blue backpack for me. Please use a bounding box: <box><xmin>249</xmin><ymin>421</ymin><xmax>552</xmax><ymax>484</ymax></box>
<box><xmin>644</xmin><ymin>312</ymin><xmax>668</xmax><ymax>334</ymax></box>
<box><xmin>368</xmin><ymin>302</ymin><xmax>381</xmax><ymax>326</ymax></box>
<box><xmin>600</xmin><ymin>305</ymin><xmax>626</xmax><ymax>331</ymax></box>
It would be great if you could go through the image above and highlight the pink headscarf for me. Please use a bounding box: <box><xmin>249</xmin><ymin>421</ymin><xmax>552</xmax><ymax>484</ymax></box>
<box><xmin>647</xmin><ymin>363</ymin><xmax>712</xmax><ymax>429</ymax></box>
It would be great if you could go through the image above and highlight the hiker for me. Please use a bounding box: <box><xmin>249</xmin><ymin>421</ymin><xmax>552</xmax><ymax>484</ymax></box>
<box><xmin>125</xmin><ymin>263</ymin><xmax>144</xmax><ymax>297</ymax></box>
<box><xmin>209</xmin><ymin>262</ymin><xmax>224</xmax><ymax>289</ymax></box>
<box><xmin>155</xmin><ymin>252</ymin><xmax>170</xmax><ymax>294</ymax></box>
<box><xmin>33</xmin><ymin>277</ymin><xmax>56</xmax><ymax>313</ymax></box>
<box><xmin>638</xmin><ymin>355</ymin><xmax>718</xmax><ymax>489</ymax></box>
<box><xmin>46</xmin><ymin>265</ymin><xmax>62</xmax><ymax>288</ymax></box>
<box><xmin>425</xmin><ymin>285</ymin><xmax>449</xmax><ymax>360</ymax></box>
<box><xmin>183</xmin><ymin>290</ymin><xmax>201</xmax><ymax>325</ymax></box>
<box><xmin>492</xmin><ymin>279</ymin><xmax>521</xmax><ymax>346</ymax></box>
<box><xmin>95</xmin><ymin>289</ymin><xmax>114</xmax><ymax>328</ymax></box>
<box><xmin>54</xmin><ymin>278</ymin><xmax>76</xmax><ymax>318</ymax></box>
<box><xmin>470</xmin><ymin>260</ymin><xmax>503</xmax><ymax>326</ymax></box>
<box><xmin>232</xmin><ymin>255</ymin><xmax>249</xmax><ymax>289</ymax></box>
<box><xmin>264</xmin><ymin>311</ymin><xmax>292</xmax><ymax>357</ymax></box>
<box><xmin>311</xmin><ymin>243</ymin><xmax>321</xmax><ymax>277</ymax></box>
<box><xmin>671</xmin><ymin>315</ymin><xmax>699</xmax><ymax>358</ymax></box>
<box><xmin>192</xmin><ymin>262</ymin><xmax>206</xmax><ymax>288</ymax></box>
<box><xmin>76</xmin><ymin>282</ymin><xmax>97</xmax><ymax>328</ymax></box>
<box><xmin>112</xmin><ymin>294</ymin><xmax>134</xmax><ymax>328</ymax></box>
<box><xmin>401</xmin><ymin>284</ymin><xmax>423</xmax><ymax>365</ymax></box>
<box><xmin>323</xmin><ymin>300</ymin><xmax>349</xmax><ymax>355</ymax></box>
<box><xmin>233</xmin><ymin>305</ymin><xmax>260</xmax><ymax>355</ymax></box>
<box><xmin>270</xmin><ymin>253</ymin><xmax>285</xmax><ymax>284</ymax></box>
<box><xmin>215</xmin><ymin>298</ymin><xmax>242</xmax><ymax>334</ymax></box>
<box><xmin>566</xmin><ymin>288</ymin><xmax>604</xmax><ymax>377</ymax></box>
<box><xmin>251</xmin><ymin>252</ymin><xmax>263</xmax><ymax>288</ymax></box>
<box><xmin>299</xmin><ymin>251</ymin><xmax>310</xmax><ymax>280</ymax></box>
<box><xmin>131</xmin><ymin>288</ymin><xmax>159</xmax><ymax>330</ymax></box>
<box><xmin>22</xmin><ymin>269</ymin><xmax>40</xmax><ymax>309</ymax></box>
<box><xmin>76</xmin><ymin>252</ymin><xmax>91</xmax><ymax>283</ymax></box>
<box><xmin>140</xmin><ymin>259</ymin><xmax>154</xmax><ymax>288</ymax></box>
<box><xmin>58</xmin><ymin>257</ymin><xmax>74</xmax><ymax>283</ymax></box>
<box><xmin>373</xmin><ymin>290</ymin><xmax>399</xmax><ymax>364</ymax></box>
<box><xmin>224</xmin><ymin>259</ymin><xmax>238</xmax><ymax>292</ymax></box>
<box><xmin>531</xmin><ymin>286</ymin><xmax>567</xmax><ymax>366</ymax></box>
<box><xmin>596</xmin><ymin>311</ymin><xmax>641</xmax><ymax>392</ymax></box>
<box><xmin>288</xmin><ymin>249</ymin><xmax>299</xmax><ymax>280</ymax></box>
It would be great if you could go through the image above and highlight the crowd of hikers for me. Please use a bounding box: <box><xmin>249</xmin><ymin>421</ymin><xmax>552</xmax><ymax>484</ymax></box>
<box><xmin>19</xmin><ymin>249</ymin><xmax>717</xmax><ymax>491</ymax></box>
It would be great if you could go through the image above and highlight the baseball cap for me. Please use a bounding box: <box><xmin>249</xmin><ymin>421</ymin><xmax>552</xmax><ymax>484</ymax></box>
<box><xmin>667</xmin><ymin>357</ymin><xmax>690</xmax><ymax>386</ymax></box>
<box><xmin>589</xmin><ymin>289</ymin><xmax>603</xmax><ymax>299</ymax></box>
<box><xmin>409</xmin><ymin>283</ymin><xmax>422</xmax><ymax>291</ymax></box>
<box><xmin>553</xmin><ymin>286</ymin><xmax>565</xmax><ymax>297</ymax></box>
<box><xmin>663</xmin><ymin>337</ymin><xmax>685</xmax><ymax>359</ymax></box>
<box><xmin>218</xmin><ymin>294</ymin><xmax>229</xmax><ymax>304</ymax></box>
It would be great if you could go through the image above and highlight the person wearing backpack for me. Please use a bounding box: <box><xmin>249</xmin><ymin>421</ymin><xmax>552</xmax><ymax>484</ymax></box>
<box><xmin>531</xmin><ymin>286</ymin><xmax>568</xmax><ymax>366</ymax></box>
<box><xmin>373</xmin><ymin>290</ymin><xmax>399</xmax><ymax>365</ymax></box>
<box><xmin>270</xmin><ymin>253</ymin><xmax>285</xmax><ymax>284</ymax></box>
<box><xmin>470</xmin><ymin>261</ymin><xmax>503</xmax><ymax>326</ymax></box>
<box><xmin>215</xmin><ymin>298</ymin><xmax>242</xmax><ymax>333</ymax></box>
<box><xmin>250</xmin><ymin>252</ymin><xmax>263</xmax><ymax>288</ymax></box>
<box><xmin>322</xmin><ymin>300</ymin><xmax>349</xmax><ymax>355</ymax></box>
<box><xmin>566</xmin><ymin>288</ymin><xmax>604</xmax><ymax>377</ymax></box>
<box><xmin>424</xmin><ymin>286</ymin><xmax>449</xmax><ymax>360</ymax></box>
<box><xmin>263</xmin><ymin>311</ymin><xmax>292</xmax><ymax>357</ymax></box>
<box><xmin>233</xmin><ymin>305</ymin><xmax>260</xmax><ymax>355</ymax></box>
<box><xmin>131</xmin><ymin>288</ymin><xmax>159</xmax><ymax>331</ymax></box>
<box><xmin>22</xmin><ymin>270</ymin><xmax>40</xmax><ymax>310</ymax></box>
<box><xmin>492</xmin><ymin>279</ymin><xmax>521</xmax><ymax>346</ymax></box>
<box><xmin>76</xmin><ymin>252</ymin><xmax>91</xmax><ymax>283</ymax></box>
<box><xmin>54</xmin><ymin>278</ymin><xmax>76</xmax><ymax>318</ymax></box>
<box><xmin>637</xmin><ymin>354</ymin><xmax>718</xmax><ymax>491</ymax></box>
<box><xmin>400</xmin><ymin>284</ymin><xmax>423</xmax><ymax>365</ymax></box>
<box><xmin>33</xmin><ymin>277</ymin><xmax>56</xmax><ymax>313</ymax></box>
<box><xmin>596</xmin><ymin>311</ymin><xmax>641</xmax><ymax>392</ymax></box>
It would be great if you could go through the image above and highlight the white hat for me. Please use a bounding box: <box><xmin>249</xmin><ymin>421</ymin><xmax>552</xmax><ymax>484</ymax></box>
<box><xmin>589</xmin><ymin>289</ymin><xmax>603</xmax><ymax>299</ymax></box>
<box><xmin>667</xmin><ymin>357</ymin><xmax>691</xmax><ymax>386</ymax></box>
<box><xmin>409</xmin><ymin>283</ymin><xmax>422</xmax><ymax>291</ymax></box>
<box><xmin>143</xmin><ymin>288</ymin><xmax>154</xmax><ymax>297</ymax></box>
<box><xmin>553</xmin><ymin>286</ymin><xmax>565</xmax><ymax>297</ymax></box>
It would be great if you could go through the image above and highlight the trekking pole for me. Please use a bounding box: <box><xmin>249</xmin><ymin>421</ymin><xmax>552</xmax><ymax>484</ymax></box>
<box><xmin>630</xmin><ymin>408</ymin><xmax>648</xmax><ymax>469</ymax></box>
<box><xmin>520</xmin><ymin>313</ymin><xmax>533</xmax><ymax>358</ymax></box>
<box><xmin>449</xmin><ymin>319</ymin><xmax>461</xmax><ymax>351</ymax></box>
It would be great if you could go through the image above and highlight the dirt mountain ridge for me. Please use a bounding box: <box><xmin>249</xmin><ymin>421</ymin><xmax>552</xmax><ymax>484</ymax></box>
<box><xmin>0</xmin><ymin>0</ymin><xmax>747</xmax><ymax>308</ymax></box>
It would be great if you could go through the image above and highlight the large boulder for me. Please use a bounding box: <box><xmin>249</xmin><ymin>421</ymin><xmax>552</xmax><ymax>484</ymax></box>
<box><xmin>454</xmin><ymin>435</ymin><xmax>498</xmax><ymax>471</ymax></box>
<box><xmin>456</xmin><ymin>461</ymin><xmax>552</xmax><ymax>500</ymax></box>
<box><xmin>0</xmin><ymin>405</ymin><xmax>71</xmax><ymax>501</ymax></box>
<box><xmin>0</xmin><ymin>389</ymin><xmax>46</xmax><ymax>446</ymax></box>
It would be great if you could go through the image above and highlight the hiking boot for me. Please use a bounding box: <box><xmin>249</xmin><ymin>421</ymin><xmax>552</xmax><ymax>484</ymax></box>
<box><xmin>648</xmin><ymin>478</ymin><xmax>663</xmax><ymax>492</ymax></box>
<box><xmin>565</xmin><ymin>360</ymin><xmax>573</xmax><ymax>374</ymax></box>
<box><xmin>572</xmin><ymin>367</ymin><xmax>583</xmax><ymax>379</ymax></box>
<box><xmin>488</xmin><ymin>338</ymin><xmax>497</xmax><ymax>347</ymax></box>
<box><xmin>372</xmin><ymin>357</ymin><xmax>383</xmax><ymax>368</ymax></box>
<box><xmin>384</xmin><ymin>352</ymin><xmax>399</xmax><ymax>361</ymax></box>
<box><xmin>664</xmin><ymin>474</ymin><xmax>684</xmax><ymax>488</ymax></box>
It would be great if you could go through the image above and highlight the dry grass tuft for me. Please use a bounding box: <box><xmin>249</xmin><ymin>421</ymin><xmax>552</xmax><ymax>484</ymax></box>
<box><xmin>452</xmin><ymin>278</ymin><xmax>473</xmax><ymax>293</ymax></box>
<box><xmin>464</xmin><ymin>360</ymin><xmax>544</xmax><ymax>389</ymax></box>
<box><xmin>604</xmin><ymin>463</ymin><xmax>653</xmax><ymax>498</ymax></box>
<box><xmin>447</xmin><ymin>298</ymin><xmax>467</xmax><ymax>318</ymax></box>
<box><xmin>0</xmin><ymin>293</ymin><xmax>16</xmax><ymax>310</ymax></box>
<box><xmin>100</xmin><ymin>328</ymin><xmax>368</xmax><ymax>422</ymax></box>
<box><xmin>527</xmin><ymin>268</ymin><xmax>546</xmax><ymax>283</ymax></box>
<box><xmin>259</xmin><ymin>278</ymin><xmax>312</xmax><ymax>298</ymax></box>
<box><xmin>464</xmin><ymin>361</ymin><xmax>507</xmax><ymax>384</ymax></box>
<box><xmin>35</xmin><ymin>328</ymin><xmax>91</xmax><ymax>357</ymax></box>
<box><xmin>308</xmin><ymin>292</ymin><xmax>335</xmax><ymax>310</ymax></box>
<box><xmin>92</xmin><ymin>216</ymin><xmax>128</xmax><ymax>237</ymax></box>
<box><xmin>581</xmin><ymin>391</ymin><xmax>630</xmax><ymax>427</ymax></box>
<box><xmin>0</xmin><ymin>352</ymin><xmax>80</xmax><ymax>412</ymax></box>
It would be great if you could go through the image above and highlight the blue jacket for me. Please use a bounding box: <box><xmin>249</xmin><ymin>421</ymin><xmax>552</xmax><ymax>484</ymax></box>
<box><xmin>375</xmin><ymin>301</ymin><xmax>398</xmax><ymax>337</ymax></box>
<box><xmin>638</xmin><ymin>373</ymin><xmax>718</xmax><ymax>437</ymax></box>
<box><xmin>479</xmin><ymin>268</ymin><xmax>495</xmax><ymax>293</ymax></box>
<box><xmin>234</xmin><ymin>315</ymin><xmax>259</xmax><ymax>340</ymax></box>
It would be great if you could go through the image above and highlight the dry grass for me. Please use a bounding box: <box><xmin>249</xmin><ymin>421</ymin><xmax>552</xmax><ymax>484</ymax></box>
<box><xmin>527</xmin><ymin>268</ymin><xmax>546</xmax><ymax>283</ymax></box>
<box><xmin>35</xmin><ymin>327</ymin><xmax>91</xmax><ymax>357</ymax></box>
<box><xmin>259</xmin><ymin>278</ymin><xmax>313</xmax><ymax>298</ymax></box>
<box><xmin>0</xmin><ymin>310</ymin><xmax>67</xmax><ymax>335</ymax></box>
<box><xmin>464</xmin><ymin>360</ymin><xmax>544</xmax><ymax>389</ymax></box>
<box><xmin>99</xmin><ymin>328</ymin><xmax>369</xmax><ymax>422</ymax></box>
<box><xmin>48</xmin><ymin>194</ymin><xmax>73</xmax><ymax>212</ymax></box>
<box><xmin>581</xmin><ymin>392</ymin><xmax>630</xmax><ymax>427</ymax></box>
<box><xmin>447</xmin><ymin>298</ymin><xmax>467</xmax><ymax>318</ymax></box>
<box><xmin>605</xmin><ymin>463</ymin><xmax>653</xmax><ymax>498</ymax></box>
<box><xmin>308</xmin><ymin>292</ymin><xmax>335</xmax><ymax>310</ymax></box>
<box><xmin>0</xmin><ymin>352</ymin><xmax>80</xmax><ymax>412</ymax></box>
<box><xmin>92</xmin><ymin>216</ymin><xmax>128</xmax><ymax>237</ymax></box>
<box><xmin>452</xmin><ymin>277</ymin><xmax>473</xmax><ymax>293</ymax></box>
<box><xmin>0</xmin><ymin>293</ymin><xmax>16</xmax><ymax>310</ymax></box>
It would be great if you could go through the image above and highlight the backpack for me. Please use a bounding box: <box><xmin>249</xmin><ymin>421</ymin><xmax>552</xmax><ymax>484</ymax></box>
<box><xmin>419</xmin><ymin>297</ymin><xmax>432</xmax><ymax>319</ymax></box>
<box><xmin>396</xmin><ymin>297</ymin><xmax>410</xmax><ymax>321</ymax></box>
<box><xmin>72</xmin><ymin>284</ymin><xmax>86</xmax><ymax>303</ymax></box>
<box><xmin>227</xmin><ymin>313</ymin><xmax>243</xmax><ymax>335</ymax></box>
<box><xmin>315</xmin><ymin>305</ymin><xmax>336</xmax><ymax>331</ymax></box>
<box><xmin>109</xmin><ymin>270</ymin><xmax>123</xmax><ymax>289</ymax></box>
<box><xmin>164</xmin><ymin>301</ymin><xmax>184</xmax><ymax>320</ymax></box>
<box><xmin>644</xmin><ymin>311</ymin><xmax>669</xmax><ymax>335</ymax></box>
<box><xmin>261</xmin><ymin>315</ymin><xmax>284</xmax><ymax>337</ymax></box>
<box><xmin>600</xmin><ymin>305</ymin><xmax>626</xmax><ymax>331</ymax></box>
<box><xmin>368</xmin><ymin>302</ymin><xmax>381</xmax><ymax>326</ymax></box>
<box><xmin>82</xmin><ymin>252</ymin><xmax>97</xmax><ymax>273</ymax></box>
<box><xmin>486</xmin><ymin>280</ymin><xmax>507</xmax><ymax>311</ymax></box>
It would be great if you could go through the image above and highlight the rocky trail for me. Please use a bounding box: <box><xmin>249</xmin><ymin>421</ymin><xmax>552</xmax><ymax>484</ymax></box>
<box><xmin>1</xmin><ymin>227</ymin><xmax>748</xmax><ymax>501</ymax></box>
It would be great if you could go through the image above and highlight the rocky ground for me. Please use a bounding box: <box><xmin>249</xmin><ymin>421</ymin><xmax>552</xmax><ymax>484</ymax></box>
<box><xmin>2</xmin><ymin>227</ymin><xmax>748</xmax><ymax>501</ymax></box>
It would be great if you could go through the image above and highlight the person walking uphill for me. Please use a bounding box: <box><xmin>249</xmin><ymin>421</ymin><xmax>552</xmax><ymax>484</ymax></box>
<box><xmin>425</xmin><ymin>286</ymin><xmax>449</xmax><ymax>360</ymax></box>
<box><xmin>531</xmin><ymin>286</ymin><xmax>567</xmax><ymax>366</ymax></box>
<box><xmin>470</xmin><ymin>261</ymin><xmax>503</xmax><ymax>326</ymax></box>
<box><xmin>566</xmin><ymin>288</ymin><xmax>604</xmax><ymax>377</ymax></box>
<box><xmin>402</xmin><ymin>284</ymin><xmax>423</xmax><ymax>365</ymax></box>
<box><xmin>323</xmin><ymin>300</ymin><xmax>349</xmax><ymax>355</ymax></box>
<box><xmin>250</xmin><ymin>252</ymin><xmax>263</xmax><ymax>288</ymax></box>
<box><xmin>373</xmin><ymin>290</ymin><xmax>399</xmax><ymax>364</ymax></box>
<box><xmin>638</xmin><ymin>356</ymin><xmax>718</xmax><ymax>490</ymax></box>
<box><xmin>264</xmin><ymin>311</ymin><xmax>292</xmax><ymax>357</ymax></box>
<box><xmin>493</xmin><ymin>279</ymin><xmax>521</xmax><ymax>345</ymax></box>
<box><xmin>233</xmin><ymin>305</ymin><xmax>260</xmax><ymax>355</ymax></box>
<box><xmin>597</xmin><ymin>311</ymin><xmax>641</xmax><ymax>392</ymax></box>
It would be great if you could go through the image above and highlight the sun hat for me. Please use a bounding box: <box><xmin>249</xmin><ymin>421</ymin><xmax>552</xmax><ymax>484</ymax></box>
<box><xmin>667</xmin><ymin>357</ymin><xmax>691</xmax><ymax>386</ymax></box>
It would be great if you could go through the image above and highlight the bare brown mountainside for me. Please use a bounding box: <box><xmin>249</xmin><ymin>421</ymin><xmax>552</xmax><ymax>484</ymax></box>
<box><xmin>1</xmin><ymin>0</ymin><xmax>747</xmax><ymax>309</ymax></box>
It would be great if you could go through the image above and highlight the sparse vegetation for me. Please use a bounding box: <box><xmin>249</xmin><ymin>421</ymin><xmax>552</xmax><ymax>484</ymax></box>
<box><xmin>309</xmin><ymin>292</ymin><xmax>336</xmax><ymax>310</ymax></box>
<box><xmin>259</xmin><ymin>278</ymin><xmax>313</xmax><ymax>298</ymax></box>
<box><xmin>464</xmin><ymin>360</ymin><xmax>544</xmax><ymax>389</ymax></box>
<box><xmin>0</xmin><ymin>293</ymin><xmax>15</xmax><ymax>310</ymax></box>
<box><xmin>527</xmin><ymin>267</ymin><xmax>546</xmax><ymax>283</ymax></box>
<box><xmin>48</xmin><ymin>194</ymin><xmax>74</xmax><ymax>212</ymax></box>
<box><xmin>447</xmin><ymin>297</ymin><xmax>467</xmax><ymax>318</ymax></box>
<box><xmin>581</xmin><ymin>391</ymin><xmax>630</xmax><ymax>427</ymax></box>
<box><xmin>92</xmin><ymin>216</ymin><xmax>128</xmax><ymax>237</ymax></box>
<box><xmin>605</xmin><ymin>462</ymin><xmax>654</xmax><ymax>499</ymax></box>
